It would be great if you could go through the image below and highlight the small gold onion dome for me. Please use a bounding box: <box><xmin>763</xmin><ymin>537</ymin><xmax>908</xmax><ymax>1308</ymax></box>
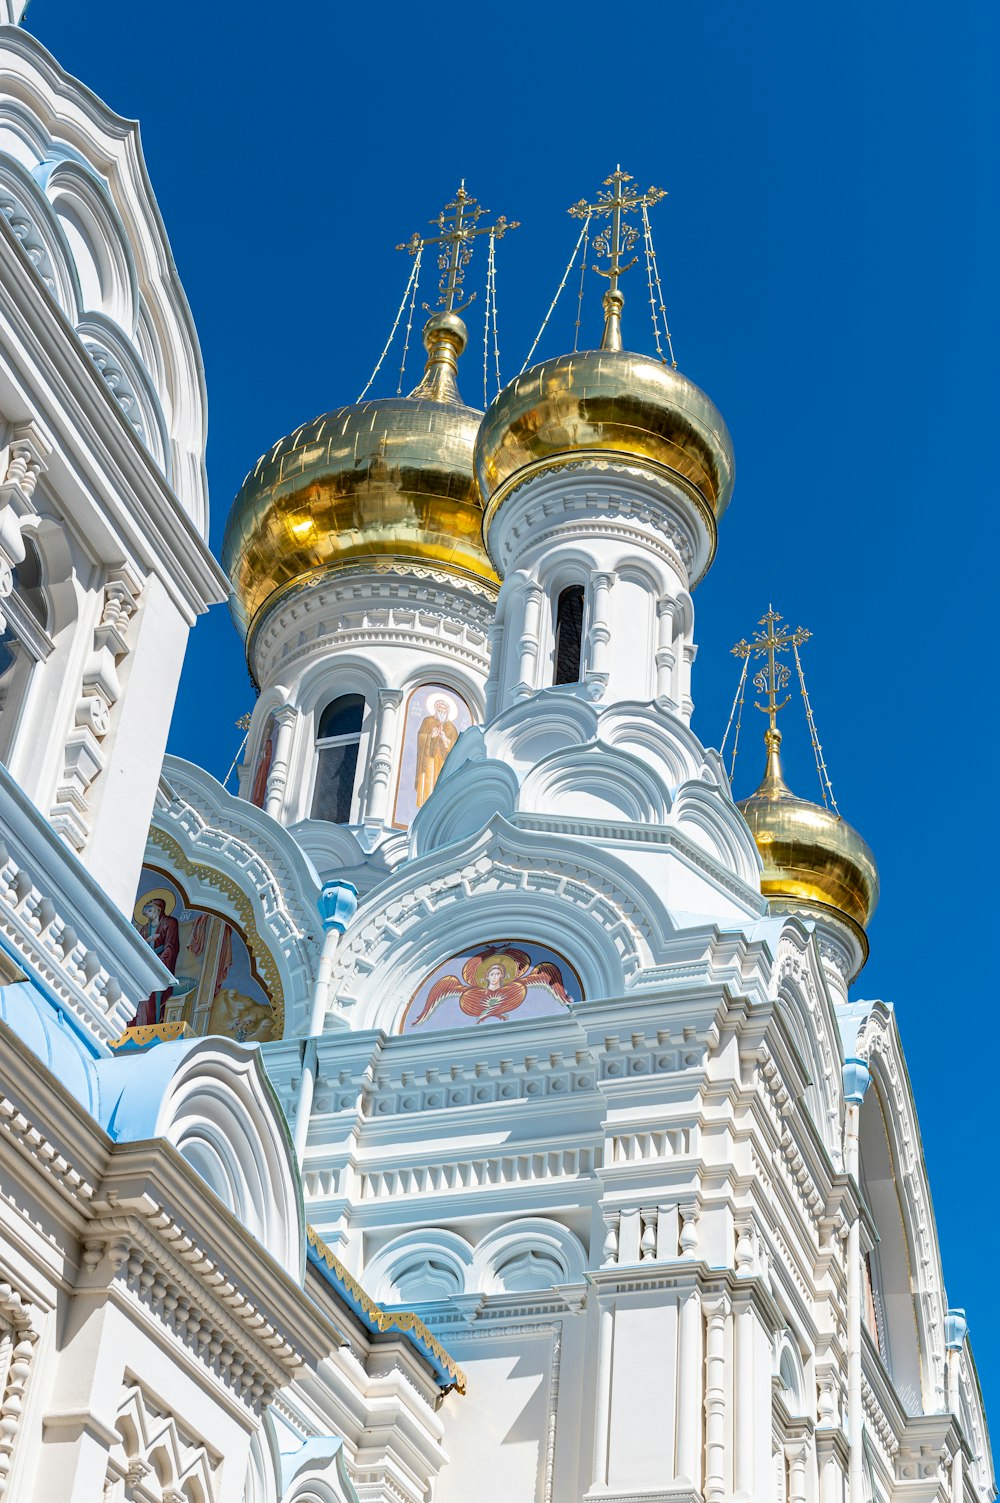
<box><xmin>475</xmin><ymin>329</ymin><xmax>735</xmax><ymax>575</ymax></box>
<box><xmin>222</xmin><ymin>311</ymin><xmax>498</xmax><ymax>645</ymax></box>
<box><xmin>738</xmin><ymin>728</ymin><xmax>879</xmax><ymax>948</ymax></box>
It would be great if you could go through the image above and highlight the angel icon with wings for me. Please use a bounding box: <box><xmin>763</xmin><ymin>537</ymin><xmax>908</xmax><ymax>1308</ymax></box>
<box><xmin>409</xmin><ymin>944</ymin><xmax>574</xmax><ymax>1028</ymax></box>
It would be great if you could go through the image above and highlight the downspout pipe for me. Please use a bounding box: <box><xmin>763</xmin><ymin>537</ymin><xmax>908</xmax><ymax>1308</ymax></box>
<box><xmin>293</xmin><ymin>881</ymin><xmax>358</xmax><ymax>1166</ymax></box>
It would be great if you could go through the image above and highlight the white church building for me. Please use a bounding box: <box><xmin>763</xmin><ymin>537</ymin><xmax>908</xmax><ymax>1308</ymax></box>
<box><xmin>0</xmin><ymin>10</ymin><xmax>992</xmax><ymax>1503</ymax></box>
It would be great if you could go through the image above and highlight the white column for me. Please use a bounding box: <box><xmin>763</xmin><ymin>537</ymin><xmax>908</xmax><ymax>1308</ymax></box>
<box><xmin>734</xmin><ymin>1302</ymin><xmax>755</xmax><ymax>1498</ymax></box>
<box><xmin>704</xmin><ymin>1295</ymin><xmax>730</xmax><ymax>1503</ymax></box>
<box><xmin>363</xmin><ymin>687</ymin><xmax>404</xmax><ymax>824</ymax></box>
<box><xmin>586</xmin><ymin>570</ymin><xmax>615</xmax><ymax>687</ymax></box>
<box><xmin>655</xmin><ymin>596</ymin><xmax>678</xmax><ymax>703</ymax></box>
<box><xmin>675</xmin><ymin>1286</ymin><xmax>703</xmax><ymax>1488</ymax></box>
<box><xmin>515</xmin><ymin>582</ymin><xmax>544</xmax><ymax>696</ymax></box>
<box><xmin>786</xmin><ymin>1442</ymin><xmax>809</xmax><ymax>1503</ymax></box>
<box><xmin>263</xmin><ymin>704</ymin><xmax>297</xmax><ymax>820</ymax></box>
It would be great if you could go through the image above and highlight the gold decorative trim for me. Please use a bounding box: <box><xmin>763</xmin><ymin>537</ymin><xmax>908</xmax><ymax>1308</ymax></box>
<box><xmin>144</xmin><ymin>828</ymin><xmax>286</xmax><ymax>1034</ymax></box>
<box><xmin>109</xmin><ymin>1020</ymin><xmax>195</xmax><ymax>1051</ymax></box>
<box><xmin>306</xmin><ymin>1226</ymin><xmax>467</xmax><ymax>1395</ymax></box>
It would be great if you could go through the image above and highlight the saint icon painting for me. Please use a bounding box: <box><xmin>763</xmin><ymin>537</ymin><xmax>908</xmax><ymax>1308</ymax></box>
<box><xmin>401</xmin><ymin>942</ymin><xmax>583</xmax><ymax>1034</ymax></box>
<box><xmin>393</xmin><ymin>683</ymin><xmax>472</xmax><ymax>827</ymax></box>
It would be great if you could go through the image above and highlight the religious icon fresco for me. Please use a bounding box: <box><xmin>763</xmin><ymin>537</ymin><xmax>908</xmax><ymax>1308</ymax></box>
<box><xmin>392</xmin><ymin>683</ymin><xmax>472</xmax><ymax>827</ymax></box>
<box><xmin>249</xmin><ymin>713</ymin><xmax>276</xmax><ymax>808</ymax></box>
<box><xmin>129</xmin><ymin>866</ymin><xmax>279</xmax><ymax>1042</ymax></box>
<box><xmin>400</xmin><ymin>942</ymin><xmax>583</xmax><ymax>1034</ymax></box>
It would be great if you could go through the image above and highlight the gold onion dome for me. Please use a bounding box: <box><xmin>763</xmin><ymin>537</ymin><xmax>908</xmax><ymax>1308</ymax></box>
<box><xmin>222</xmin><ymin>311</ymin><xmax>498</xmax><ymax>647</ymax></box>
<box><xmin>475</xmin><ymin>339</ymin><xmax>735</xmax><ymax>565</ymax></box>
<box><xmin>738</xmin><ymin>728</ymin><xmax>879</xmax><ymax>948</ymax></box>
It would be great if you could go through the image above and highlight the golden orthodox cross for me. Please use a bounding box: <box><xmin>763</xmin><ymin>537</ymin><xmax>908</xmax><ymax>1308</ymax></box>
<box><xmin>568</xmin><ymin>166</ymin><xmax>666</xmax><ymax>348</ymax></box>
<box><xmin>731</xmin><ymin>606</ymin><xmax>811</xmax><ymax>731</ymax></box>
<box><xmin>397</xmin><ymin>182</ymin><xmax>519</xmax><ymax>315</ymax></box>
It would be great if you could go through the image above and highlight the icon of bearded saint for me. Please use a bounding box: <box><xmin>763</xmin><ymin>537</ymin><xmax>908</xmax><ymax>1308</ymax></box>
<box><xmin>410</xmin><ymin>946</ymin><xmax>573</xmax><ymax>1027</ymax></box>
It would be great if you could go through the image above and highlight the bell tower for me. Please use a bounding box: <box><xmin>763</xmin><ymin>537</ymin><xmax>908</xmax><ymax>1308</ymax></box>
<box><xmin>476</xmin><ymin>169</ymin><xmax>733</xmax><ymax>724</ymax></box>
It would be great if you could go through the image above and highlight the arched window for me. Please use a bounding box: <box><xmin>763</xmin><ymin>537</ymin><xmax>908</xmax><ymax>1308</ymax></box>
<box><xmin>553</xmin><ymin>585</ymin><xmax>585</xmax><ymax>684</ymax></box>
<box><xmin>311</xmin><ymin>694</ymin><xmax>365</xmax><ymax>823</ymax></box>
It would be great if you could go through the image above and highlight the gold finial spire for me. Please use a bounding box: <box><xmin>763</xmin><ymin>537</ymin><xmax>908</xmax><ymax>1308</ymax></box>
<box><xmin>398</xmin><ymin>181</ymin><xmax>519</xmax><ymax>316</ymax></box>
<box><xmin>398</xmin><ymin>183</ymin><xmax>519</xmax><ymax>405</ymax></box>
<box><xmin>568</xmin><ymin>166</ymin><xmax>667</xmax><ymax>351</ymax></box>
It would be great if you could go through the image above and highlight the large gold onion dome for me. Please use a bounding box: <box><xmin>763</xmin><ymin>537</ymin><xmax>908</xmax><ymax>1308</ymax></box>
<box><xmin>222</xmin><ymin>311</ymin><xmax>498</xmax><ymax>647</ymax></box>
<box><xmin>474</xmin><ymin>326</ymin><xmax>735</xmax><ymax>578</ymax></box>
<box><xmin>739</xmin><ymin>728</ymin><xmax>879</xmax><ymax>952</ymax></box>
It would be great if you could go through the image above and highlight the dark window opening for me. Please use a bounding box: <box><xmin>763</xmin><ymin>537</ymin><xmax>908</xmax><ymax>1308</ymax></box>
<box><xmin>553</xmin><ymin>585</ymin><xmax>585</xmax><ymax>684</ymax></box>
<box><xmin>312</xmin><ymin>693</ymin><xmax>365</xmax><ymax>823</ymax></box>
<box><xmin>17</xmin><ymin>540</ymin><xmax>47</xmax><ymax>629</ymax></box>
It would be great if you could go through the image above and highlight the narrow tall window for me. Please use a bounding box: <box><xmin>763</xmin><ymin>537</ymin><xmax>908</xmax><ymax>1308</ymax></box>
<box><xmin>312</xmin><ymin>693</ymin><xmax>365</xmax><ymax>823</ymax></box>
<box><xmin>553</xmin><ymin>585</ymin><xmax>585</xmax><ymax>684</ymax></box>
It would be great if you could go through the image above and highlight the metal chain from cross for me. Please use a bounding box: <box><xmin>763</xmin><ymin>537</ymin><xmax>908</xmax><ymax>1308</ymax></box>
<box><xmin>397</xmin><ymin>182</ymin><xmax>519</xmax><ymax>315</ymax></box>
<box><xmin>731</xmin><ymin>606</ymin><xmax>812</xmax><ymax>732</ymax></box>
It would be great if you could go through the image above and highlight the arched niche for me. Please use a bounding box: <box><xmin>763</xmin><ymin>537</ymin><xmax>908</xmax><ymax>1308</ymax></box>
<box><xmin>130</xmin><ymin>862</ymin><xmax>282</xmax><ymax>1040</ymax></box>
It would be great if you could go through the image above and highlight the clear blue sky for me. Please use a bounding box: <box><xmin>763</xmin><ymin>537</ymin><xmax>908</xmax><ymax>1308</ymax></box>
<box><xmin>25</xmin><ymin>0</ymin><xmax>998</xmax><ymax>1418</ymax></box>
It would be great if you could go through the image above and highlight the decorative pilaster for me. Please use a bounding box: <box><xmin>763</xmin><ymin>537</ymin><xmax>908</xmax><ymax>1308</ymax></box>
<box><xmin>514</xmin><ymin>582</ymin><xmax>544</xmax><ymax>698</ymax></box>
<box><xmin>363</xmin><ymin>687</ymin><xmax>404</xmax><ymax>824</ymax></box>
<box><xmin>50</xmin><ymin>563</ymin><xmax>142</xmax><ymax>850</ymax></box>
<box><xmin>0</xmin><ymin>426</ymin><xmax>48</xmax><ymax>635</ymax></box>
<box><xmin>675</xmin><ymin>1286</ymin><xmax>703</xmax><ymax>1488</ymax></box>
<box><xmin>263</xmin><ymin>704</ymin><xmax>297</xmax><ymax>820</ymax></box>
<box><xmin>655</xmin><ymin>595</ymin><xmax>678</xmax><ymax>704</ymax></box>
<box><xmin>585</xmin><ymin>569</ymin><xmax>615</xmax><ymax>690</ymax></box>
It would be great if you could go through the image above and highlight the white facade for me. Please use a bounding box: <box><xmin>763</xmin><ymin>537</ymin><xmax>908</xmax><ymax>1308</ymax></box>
<box><xmin>0</xmin><ymin>13</ymin><xmax>993</xmax><ymax>1503</ymax></box>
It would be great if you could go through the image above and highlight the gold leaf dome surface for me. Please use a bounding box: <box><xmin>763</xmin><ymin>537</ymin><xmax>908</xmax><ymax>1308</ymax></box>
<box><xmin>738</xmin><ymin>731</ymin><xmax>879</xmax><ymax>941</ymax></box>
<box><xmin>475</xmin><ymin>348</ymin><xmax>735</xmax><ymax>538</ymax></box>
<box><xmin>222</xmin><ymin>314</ymin><xmax>498</xmax><ymax>644</ymax></box>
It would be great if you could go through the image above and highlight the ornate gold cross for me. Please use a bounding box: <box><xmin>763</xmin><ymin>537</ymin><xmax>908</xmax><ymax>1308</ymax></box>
<box><xmin>397</xmin><ymin>182</ymin><xmax>519</xmax><ymax>315</ymax></box>
<box><xmin>568</xmin><ymin>167</ymin><xmax>666</xmax><ymax>348</ymax></box>
<box><xmin>731</xmin><ymin>606</ymin><xmax>812</xmax><ymax>731</ymax></box>
<box><xmin>569</xmin><ymin>165</ymin><xmax>666</xmax><ymax>294</ymax></box>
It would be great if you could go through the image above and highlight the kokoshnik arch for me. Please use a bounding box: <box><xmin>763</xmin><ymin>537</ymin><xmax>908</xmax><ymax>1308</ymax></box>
<box><xmin>0</xmin><ymin>21</ymin><xmax>991</xmax><ymax>1503</ymax></box>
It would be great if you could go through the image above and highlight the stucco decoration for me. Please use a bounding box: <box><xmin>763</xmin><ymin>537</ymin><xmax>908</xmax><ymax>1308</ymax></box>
<box><xmin>847</xmin><ymin>1000</ymin><xmax>948</xmax><ymax>1414</ymax></box>
<box><xmin>326</xmin><ymin>817</ymin><xmax>673</xmax><ymax>1029</ymax></box>
<box><xmin>97</xmin><ymin>1034</ymin><xmax>304</xmax><ymax>1279</ymax></box>
<box><xmin>150</xmin><ymin>756</ymin><xmax>324</xmax><ymax>1036</ymax></box>
<box><xmin>472</xmin><ymin>1218</ymin><xmax>587</xmax><ymax>1295</ymax></box>
<box><xmin>0</xmin><ymin>30</ymin><xmax>208</xmax><ymax>531</ymax></box>
<box><xmin>364</xmin><ymin>1229</ymin><xmax>476</xmax><ymax>1305</ymax></box>
<box><xmin>773</xmin><ymin>920</ymin><xmax>844</xmax><ymax>1160</ymax></box>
